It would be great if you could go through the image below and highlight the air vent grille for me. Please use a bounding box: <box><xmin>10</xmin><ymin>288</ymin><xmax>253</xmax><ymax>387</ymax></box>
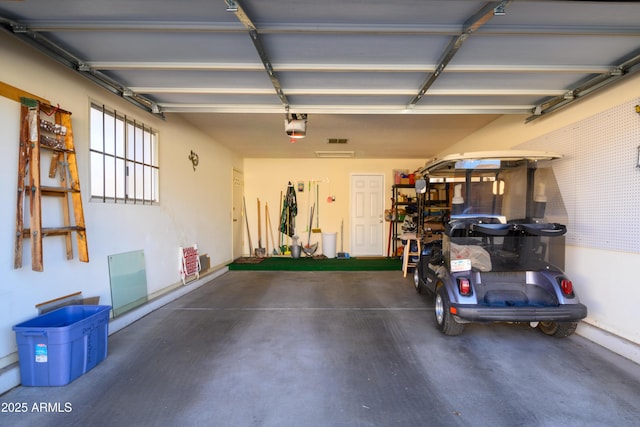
<box><xmin>327</xmin><ymin>138</ymin><xmax>348</xmax><ymax>144</ymax></box>
<box><xmin>315</xmin><ymin>151</ymin><xmax>355</xmax><ymax>158</ymax></box>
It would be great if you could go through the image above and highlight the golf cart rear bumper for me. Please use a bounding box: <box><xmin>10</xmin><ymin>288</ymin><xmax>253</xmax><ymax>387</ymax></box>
<box><xmin>451</xmin><ymin>303</ymin><xmax>587</xmax><ymax>323</ymax></box>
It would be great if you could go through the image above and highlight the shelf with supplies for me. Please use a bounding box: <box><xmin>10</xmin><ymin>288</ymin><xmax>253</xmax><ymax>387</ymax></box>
<box><xmin>387</xmin><ymin>183</ymin><xmax>418</xmax><ymax>257</ymax></box>
<box><xmin>387</xmin><ymin>180</ymin><xmax>451</xmax><ymax>258</ymax></box>
<box><xmin>416</xmin><ymin>180</ymin><xmax>450</xmax><ymax>239</ymax></box>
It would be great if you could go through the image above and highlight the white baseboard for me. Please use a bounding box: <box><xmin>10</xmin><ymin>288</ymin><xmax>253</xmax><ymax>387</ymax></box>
<box><xmin>577</xmin><ymin>321</ymin><xmax>640</xmax><ymax>365</ymax></box>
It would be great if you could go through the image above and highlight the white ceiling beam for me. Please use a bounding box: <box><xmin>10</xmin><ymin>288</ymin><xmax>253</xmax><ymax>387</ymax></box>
<box><xmin>130</xmin><ymin>87</ymin><xmax>276</xmax><ymax>94</ymax></box>
<box><xmin>87</xmin><ymin>61</ymin><xmax>265</xmax><ymax>71</ymax></box>
<box><xmin>131</xmin><ymin>87</ymin><xmax>564</xmax><ymax>96</ymax></box>
<box><xmin>158</xmin><ymin>103</ymin><xmax>533</xmax><ymax>114</ymax></box>
<box><xmin>445</xmin><ymin>64</ymin><xmax>610</xmax><ymax>74</ymax></box>
<box><xmin>87</xmin><ymin>61</ymin><xmax>610</xmax><ymax>74</ymax></box>
<box><xmin>22</xmin><ymin>20</ymin><xmax>640</xmax><ymax>37</ymax></box>
<box><xmin>21</xmin><ymin>20</ymin><xmax>243</xmax><ymax>32</ymax></box>
<box><xmin>20</xmin><ymin>21</ymin><xmax>458</xmax><ymax>34</ymax></box>
<box><xmin>474</xmin><ymin>25</ymin><xmax>640</xmax><ymax>37</ymax></box>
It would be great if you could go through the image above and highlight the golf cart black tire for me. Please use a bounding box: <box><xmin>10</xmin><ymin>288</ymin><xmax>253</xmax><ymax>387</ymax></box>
<box><xmin>537</xmin><ymin>321</ymin><xmax>578</xmax><ymax>338</ymax></box>
<box><xmin>435</xmin><ymin>285</ymin><xmax>465</xmax><ymax>336</ymax></box>
<box><xmin>413</xmin><ymin>264</ymin><xmax>423</xmax><ymax>294</ymax></box>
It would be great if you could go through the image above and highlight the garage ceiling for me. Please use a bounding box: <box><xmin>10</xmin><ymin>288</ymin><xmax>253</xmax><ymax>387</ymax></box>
<box><xmin>1</xmin><ymin>0</ymin><xmax>640</xmax><ymax>159</ymax></box>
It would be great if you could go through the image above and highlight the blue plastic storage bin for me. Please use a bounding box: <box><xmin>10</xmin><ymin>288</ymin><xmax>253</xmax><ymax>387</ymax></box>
<box><xmin>13</xmin><ymin>305</ymin><xmax>111</xmax><ymax>386</ymax></box>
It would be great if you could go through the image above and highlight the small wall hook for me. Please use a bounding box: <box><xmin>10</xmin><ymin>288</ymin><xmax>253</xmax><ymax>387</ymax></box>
<box><xmin>188</xmin><ymin>150</ymin><xmax>199</xmax><ymax>171</ymax></box>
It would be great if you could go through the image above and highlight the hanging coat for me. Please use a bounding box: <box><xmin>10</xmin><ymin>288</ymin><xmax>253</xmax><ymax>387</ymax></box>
<box><xmin>280</xmin><ymin>182</ymin><xmax>298</xmax><ymax>237</ymax></box>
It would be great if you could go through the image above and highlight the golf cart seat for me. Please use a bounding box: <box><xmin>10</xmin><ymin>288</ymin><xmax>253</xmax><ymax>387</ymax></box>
<box><xmin>520</xmin><ymin>223</ymin><xmax>567</xmax><ymax>237</ymax></box>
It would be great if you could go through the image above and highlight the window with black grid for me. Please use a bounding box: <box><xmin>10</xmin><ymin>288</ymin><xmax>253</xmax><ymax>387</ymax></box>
<box><xmin>90</xmin><ymin>103</ymin><xmax>159</xmax><ymax>204</ymax></box>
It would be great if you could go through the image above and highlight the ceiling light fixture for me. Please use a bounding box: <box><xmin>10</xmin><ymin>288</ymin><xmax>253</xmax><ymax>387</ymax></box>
<box><xmin>285</xmin><ymin>113</ymin><xmax>308</xmax><ymax>139</ymax></box>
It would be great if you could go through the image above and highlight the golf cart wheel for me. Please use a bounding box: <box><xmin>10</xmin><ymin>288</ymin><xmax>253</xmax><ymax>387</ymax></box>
<box><xmin>435</xmin><ymin>285</ymin><xmax>465</xmax><ymax>336</ymax></box>
<box><xmin>537</xmin><ymin>321</ymin><xmax>577</xmax><ymax>338</ymax></box>
<box><xmin>413</xmin><ymin>265</ymin><xmax>423</xmax><ymax>294</ymax></box>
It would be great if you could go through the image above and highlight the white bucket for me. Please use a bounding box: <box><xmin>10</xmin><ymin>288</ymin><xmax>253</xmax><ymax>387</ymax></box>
<box><xmin>322</xmin><ymin>232</ymin><xmax>337</xmax><ymax>258</ymax></box>
<box><xmin>291</xmin><ymin>244</ymin><xmax>302</xmax><ymax>259</ymax></box>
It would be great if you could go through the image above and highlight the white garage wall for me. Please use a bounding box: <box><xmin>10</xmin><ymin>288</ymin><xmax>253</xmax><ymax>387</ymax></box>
<box><xmin>244</xmin><ymin>158</ymin><xmax>425</xmax><ymax>256</ymax></box>
<box><xmin>0</xmin><ymin>32</ymin><xmax>241</xmax><ymax>373</ymax></box>
<box><xmin>566</xmin><ymin>247</ymin><xmax>640</xmax><ymax>345</ymax></box>
<box><xmin>516</xmin><ymin>97</ymin><xmax>640</xmax><ymax>347</ymax></box>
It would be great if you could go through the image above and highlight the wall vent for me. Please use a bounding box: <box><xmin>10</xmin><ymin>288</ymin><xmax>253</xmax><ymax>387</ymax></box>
<box><xmin>327</xmin><ymin>138</ymin><xmax>348</xmax><ymax>144</ymax></box>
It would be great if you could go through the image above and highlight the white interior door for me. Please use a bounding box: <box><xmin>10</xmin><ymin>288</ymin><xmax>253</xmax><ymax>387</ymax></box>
<box><xmin>232</xmin><ymin>169</ymin><xmax>244</xmax><ymax>259</ymax></box>
<box><xmin>350</xmin><ymin>174</ymin><xmax>384</xmax><ymax>256</ymax></box>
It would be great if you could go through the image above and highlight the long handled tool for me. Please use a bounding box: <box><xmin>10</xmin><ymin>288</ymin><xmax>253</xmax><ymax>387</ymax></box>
<box><xmin>337</xmin><ymin>219</ymin><xmax>349</xmax><ymax>259</ymax></box>
<box><xmin>266</xmin><ymin>203</ymin><xmax>279</xmax><ymax>254</ymax></box>
<box><xmin>387</xmin><ymin>219</ymin><xmax>393</xmax><ymax>257</ymax></box>
<box><xmin>278</xmin><ymin>190</ymin><xmax>284</xmax><ymax>251</ymax></box>
<box><xmin>302</xmin><ymin>204</ymin><xmax>318</xmax><ymax>256</ymax></box>
<box><xmin>265</xmin><ymin>201</ymin><xmax>269</xmax><ymax>256</ymax></box>
<box><xmin>256</xmin><ymin>198</ymin><xmax>265</xmax><ymax>257</ymax></box>
<box><xmin>312</xmin><ymin>182</ymin><xmax>321</xmax><ymax>233</ymax></box>
<box><xmin>243</xmin><ymin>196</ymin><xmax>253</xmax><ymax>256</ymax></box>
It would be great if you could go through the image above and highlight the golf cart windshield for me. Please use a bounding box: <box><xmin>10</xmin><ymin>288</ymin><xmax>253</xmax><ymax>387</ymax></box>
<box><xmin>421</xmin><ymin>151</ymin><xmax>568</xmax><ymax>272</ymax></box>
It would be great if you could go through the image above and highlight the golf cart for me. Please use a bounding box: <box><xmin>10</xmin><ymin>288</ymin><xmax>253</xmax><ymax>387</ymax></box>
<box><xmin>412</xmin><ymin>151</ymin><xmax>587</xmax><ymax>337</ymax></box>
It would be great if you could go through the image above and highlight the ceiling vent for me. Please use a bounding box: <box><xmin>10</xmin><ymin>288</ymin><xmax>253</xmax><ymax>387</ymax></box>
<box><xmin>315</xmin><ymin>151</ymin><xmax>355</xmax><ymax>158</ymax></box>
<box><xmin>327</xmin><ymin>138</ymin><xmax>348</xmax><ymax>144</ymax></box>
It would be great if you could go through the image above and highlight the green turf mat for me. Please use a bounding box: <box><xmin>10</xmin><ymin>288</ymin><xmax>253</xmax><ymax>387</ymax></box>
<box><xmin>228</xmin><ymin>256</ymin><xmax>402</xmax><ymax>271</ymax></box>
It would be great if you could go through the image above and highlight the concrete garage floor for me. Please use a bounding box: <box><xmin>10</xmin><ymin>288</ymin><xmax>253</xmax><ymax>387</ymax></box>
<box><xmin>2</xmin><ymin>270</ymin><xmax>640</xmax><ymax>426</ymax></box>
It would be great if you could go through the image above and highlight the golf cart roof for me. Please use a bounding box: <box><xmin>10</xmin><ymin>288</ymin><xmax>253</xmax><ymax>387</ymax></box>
<box><xmin>419</xmin><ymin>150</ymin><xmax>562</xmax><ymax>175</ymax></box>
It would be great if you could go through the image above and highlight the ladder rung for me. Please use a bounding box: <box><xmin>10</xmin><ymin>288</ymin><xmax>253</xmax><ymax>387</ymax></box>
<box><xmin>42</xmin><ymin>185</ymin><xmax>79</xmax><ymax>194</ymax></box>
<box><xmin>39</xmin><ymin>143</ymin><xmax>74</xmax><ymax>154</ymax></box>
<box><xmin>25</xmin><ymin>186</ymin><xmax>80</xmax><ymax>195</ymax></box>
<box><xmin>23</xmin><ymin>226</ymin><xmax>86</xmax><ymax>237</ymax></box>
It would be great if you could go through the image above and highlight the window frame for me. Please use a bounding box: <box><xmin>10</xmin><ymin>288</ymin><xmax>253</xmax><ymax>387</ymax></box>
<box><xmin>89</xmin><ymin>103</ymin><xmax>159</xmax><ymax>204</ymax></box>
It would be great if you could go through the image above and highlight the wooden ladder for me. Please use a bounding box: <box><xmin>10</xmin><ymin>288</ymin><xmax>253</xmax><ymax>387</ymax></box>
<box><xmin>14</xmin><ymin>99</ymin><xmax>89</xmax><ymax>272</ymax></box>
